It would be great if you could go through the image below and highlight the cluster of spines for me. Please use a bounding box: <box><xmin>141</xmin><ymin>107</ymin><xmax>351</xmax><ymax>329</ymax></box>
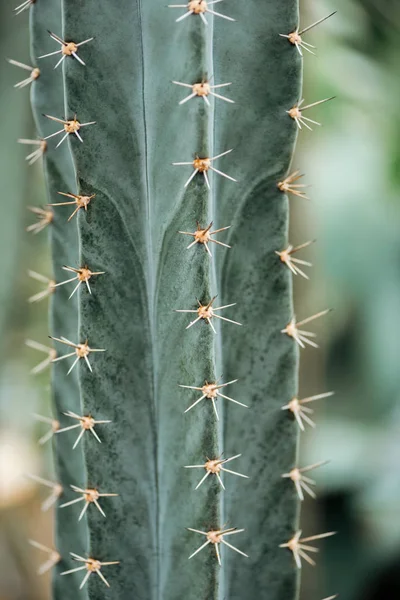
<box><xmin>11</xmin><ymin>0</ymin><xmax>338</xmax><ymax>597</ymax></box>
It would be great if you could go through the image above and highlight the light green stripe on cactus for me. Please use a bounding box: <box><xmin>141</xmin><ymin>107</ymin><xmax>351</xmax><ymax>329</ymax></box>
<box><xmin>30</xmin><ymin>1</ymin><xmax>90</xmax><ymax>598</ymax></box>
<box><xmin>29</xmin><ymin>0</ymin><xmax>302</xmax><ymax>598</ymax></box>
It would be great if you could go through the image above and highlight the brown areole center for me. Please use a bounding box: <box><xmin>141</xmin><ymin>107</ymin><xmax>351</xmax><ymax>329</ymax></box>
<box><xmin>189</xmin><ymin>0</ymin><xmax>207</xmax><ymax>14</ymax></box>
<box><xmin>288</xmin><ymin>31</ymin><xmax>302</xmax><ymax>45</ymax></box>
<box><xmin>75</xmin><ymin>343</ymin><xmax>90</xmax><ymax>358</ymax></box>
<box><xmin>205</xmin><ymin>459</ymin><xmax>222</xmax><ymax>474</ymax></box>
<box><xmin>192</xmin><ymin>82</ymin><xmax>210</xmax><ymax>96</ymax></box>
<box><xmin>86</xmin><ymin>558</ymin><xmax>102</xmax><ymax>572</ymax></box>
<box><xmin>84</xmin><ymin>488</ymin><xmax>100</xmax><ymax>503</ymax></box>
<box><xmin>81</xmin><ymin>416</ymin><xmax>96</xmax><ymax>430</ymax></box>
<box><xmin>207</xmin><ymin>531</ymin><xmax>222</xmax><ymax>544</ymax></box>
<box><xmin>288</xmin><ymin>106</ymin><xmax>301</xmax><ymax>119</ymax></box>
<box><xmin>197</xmin><ymin>304</ymin><xmax>214</xmax><ymax>320</ymax></box>
<box><xmin>193</xmin><ymin>157</ymin><xmax>211</xmax><ymax>172</ymax></box>
<box><xmin>201</xmin><ymin>383</ymin><xmax>218</xmax><ymax>398</ymax></box>
<box><xmin>64</xmin><ymin>119</ymin><xmax>80</xmax><ymax>134</ymax></box>
<box><xmin>62</xmin><ymin>41</ymin><xmax>78</xmax><ymax>56</ymax></box>
<box><xmin>77</xmin><ymin>267</ymin><xmax>92</xmax><ymax>282</ymax></box>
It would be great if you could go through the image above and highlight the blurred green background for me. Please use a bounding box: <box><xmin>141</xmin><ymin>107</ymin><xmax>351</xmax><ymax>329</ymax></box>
<box><xmin>0</xmin><ymin>1</ymin><xmax>399</xmax><ymax>599</ymax></box>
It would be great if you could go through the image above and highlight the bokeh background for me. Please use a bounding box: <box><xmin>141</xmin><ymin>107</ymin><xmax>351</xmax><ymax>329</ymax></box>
<box><xmin>0</xmin><ymin>0</ymin><xmax>399</xmax><ymax>599</ymax></box>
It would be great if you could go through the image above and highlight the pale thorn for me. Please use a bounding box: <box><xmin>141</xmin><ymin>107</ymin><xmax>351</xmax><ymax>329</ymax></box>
<box><xmin>282</xmin><ymin>460</ymin><xmax>330</xmax><ymax>501</ymax></box>
<box><xmin>43</xmin><ymin>114</ymin><xmax>96</xmax><ymax>147</ymax></box>
<box><xmin>38</xmin><ymin>31</ymin><xmax>94</xmax><ymax>68</ymax></box>
<box><xmin>174</xmin><ymin>10</ymin><xmax>194</xmax><ymax>23</ymax></box>
<box><xmin>172</xmin><ymin>149</ymin><xmax>237</xmax><ymax>189</ymax></box>
<box><xmin>19</xmin><ymin>138</ymin><xmax>47</xmax><ymax>166</ymax></box>
<box><xmin>29</xmin><ymin>540</ymin><xmax>61</xmax><ymax>575</ymax></box>
<box><xmin>276</xmin><ymin>240</ymin><xmax>315</xmax><ymax>280</ymax></box>
<box><xmin>169</xmin><ymin>0</ymin><xmax>235</xmax><ymax>24</ymax></box>
<box><xmin>56</xmin><ymin>411</ymin><xmax>112</xmax><ymax>449</ymax></box>
<box><xmin>48</xmin><ymin>191</ymin><xmax>95</xmax><ymax>222</ymax></box>
<box><xmin>282</xmin><ymin>391</ymin><xmax>335</xmax><ymax>431</ymax></box>
<box><xmin>49</xmin><ymin>336</ymin><xmax>105</xmax><ymax>374</ymax></box>
<box><xmin>188</xmin><ymin>527</ymin><xmax>247</xmax><ymax>564</ymax></box>
<box><xmin>60</xmin><ymin>485</ymin><xmax>118</xmax><ymax>521</ymax></box>
<box><xmin>180</xmin><ymin>92</ymin><xmax>197</xmax><ymax>104</ymax></box>
<box><xmin>203</xmin><ymin>170</ymin><xmax>211</xmax><ymax>190</ymax></box>
<box><xmin>207</xmin><ymin>8</ymin><xmax>235</xmax><ymax>22</ymax></box>
<box><xmin>33</xmin><ymin>414</ymin><xmax>60</xmax><ymax>445</ymax></box>
<box><xmin>185</xmin><ymin>454</ymin><xmax>249</xmax><ymax>490</ymax></box>
<box><xmin>61</xmin><ymin>553</ymin><xmax>120</xmax><ymax>589</ymax></box>
<box><xmin>26</xmin><ymin>474</ymin><xmax>63</xmax><ymax>512</ymax></box>
<box><xmin>281</xmin><ymin>309</ymin><xmax>331</xmax><ymax>349</ymax></box>
<box><xmin>179</xmin><ymin>221</ymin><xmax>231</xmax><ymax>257</ymax></box>
<box><xmin>27</xmin><ymin>270</ymin><xmax>53</xmax><ymax>284</ymax></box>
<box><xmin>277</xmin><ymin>170</ymin><xmax>310</xmax><ymax>199</ymax></box>
<box><xmin>300</xmin><ymin>12</ymin><xmax>337</xmax><ymax>36</ymax></box>
<box><xmin>7</xmin><ymin>59</ymin><xmax>40</xmax><ymax>88</ymax></box>
<box><xmin>279</xmin><ymin>530</ymin><xmax>336</xmax><ymax>569</ymax></box>
<box><xmin>180</xmin><ymin>378</ymin><xmax>247</xmax><ymax>420</ymax></box>
<box><xmin>26</xmin><ymin>206</ymin><xmax>54</xmax><ymax>235</ymax></box>
<box><xmin>53</xmin><ymin>54</ymin><xmax>66</xmax><ymax>69</ymax></box>
<box><xmin>13</xmin><ymin>75</ymin><xmax>39</xmax><ymax>89</ymax></box>
<box><xmin>172</xmin><ymin>79</ymin><xmax>234</xmax><ymax>105</ymax></box>
<box><xmin>14</xmin><ymin>0</ymin><xmax>35</xmax><ymax>16</ymax></box>
<box><xmin>53</xmin><ymin>265</ymin><xmax>105</xmax><ymax>299</ymax></box>
<box><xmin>25</xmin><ymin>339</ymin><xmax>57</xmax><ymax>375</ymax></box>
<box><xmin>287</xmin><ymin>97</ymin><xmax>335</xmax><ymax>131</ymax></box>
<box><xmin>209</xmin><ymin>90</ymin><xmax>234</xmax><ymax>103</ymax></box>
<box><xmin>175</xmin><ymin>296</ymin><xmax>242</xmax><ymax>333</ymax></box>
<box><xmin>321</xmin><ymin>596</ymin><xmax>338</xmax><ymax>600</ymax></box>
<box><xmin>27</xmin><ymin>270</ymin><xmax>56</xmax><ymax>303</ymax></box>
<box><xmin>279</xmin><ymin>13</ymin><xmax>336</xmax><ymax>57</ymax></box>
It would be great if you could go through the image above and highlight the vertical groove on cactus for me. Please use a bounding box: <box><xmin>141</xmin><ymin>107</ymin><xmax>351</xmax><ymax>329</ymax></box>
<box><xmin>28</xmin><ymin>0</ymin><xmax>305</xmax><ymax>598</ymax></box>
<box><xmin>59</xmin><ymin>1</ymin><xmax>221</xmax><ymax>597</ymax></box>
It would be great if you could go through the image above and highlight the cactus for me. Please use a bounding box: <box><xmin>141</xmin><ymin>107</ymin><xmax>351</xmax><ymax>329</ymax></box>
<box><xmin>18</xmin><ymin>0</ymin><xmax>337</xmax><ymax>598</ymax></box>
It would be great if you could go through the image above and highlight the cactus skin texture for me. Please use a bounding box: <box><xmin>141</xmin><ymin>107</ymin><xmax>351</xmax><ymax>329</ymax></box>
<box><xmin>29</xmin><ymin>0</ymin><xmax>301</xmax><ymax>599</ymax></box>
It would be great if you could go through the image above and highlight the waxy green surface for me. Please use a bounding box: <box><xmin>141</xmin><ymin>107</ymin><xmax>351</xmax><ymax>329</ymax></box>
<box><xmin>31</xmin><ymin>1</ymin><xmax>301</xmax><ymax>598</ymax></box>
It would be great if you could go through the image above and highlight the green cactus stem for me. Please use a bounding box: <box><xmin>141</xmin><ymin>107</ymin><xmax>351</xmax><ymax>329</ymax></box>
<box><xmin>24</xmin><ymin>0</ymin><xmax>336</xmax><ymax>598</ymax></box>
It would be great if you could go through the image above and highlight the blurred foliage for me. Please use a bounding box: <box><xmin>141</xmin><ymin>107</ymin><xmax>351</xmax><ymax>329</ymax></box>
<box><xmin>295</xmin><ymin>1</ymin><xmax>400</xmax><ymax>599</ymax></box>
<box><xmin>0</xmin><ymin>0</ymin><xmax>399</xmax><ymax>599</ymax></box>
<box><xmin>0</xmin><ymin>3</ymin><xmax>51</xmax><ymax>600</ymax></box>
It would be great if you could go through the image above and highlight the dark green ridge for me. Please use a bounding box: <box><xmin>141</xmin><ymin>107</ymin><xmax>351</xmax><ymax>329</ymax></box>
<box><xmin>214</xmin><ymin>2</ymin><xmax>301</xmax><ymax>598</ymax></box>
